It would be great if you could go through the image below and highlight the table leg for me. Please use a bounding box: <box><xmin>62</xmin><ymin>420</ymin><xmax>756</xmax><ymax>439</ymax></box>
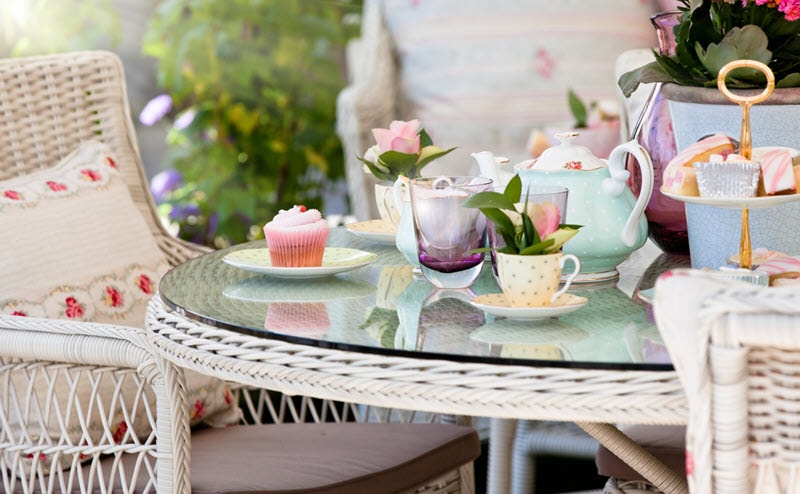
<box><xmin>487</xmin><ymin>418</ymin><xmax>517</xmax><ymax>494</ymax></box>
<box><xmin>575</xmin><ymin>421</ymin><xmax>688</xmax><ymax>494</ymax></box>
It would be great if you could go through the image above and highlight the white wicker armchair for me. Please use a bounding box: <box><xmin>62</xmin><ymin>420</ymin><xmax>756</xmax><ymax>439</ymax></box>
<box><xmin>0</xmin><ymin>50</ymin><xmax>480</xmax><ymax>493</ymax></box>
<box><xmin>654</xmin><ymin>270</ymin><xmax>800</xmax><ymax>493</ymax></box>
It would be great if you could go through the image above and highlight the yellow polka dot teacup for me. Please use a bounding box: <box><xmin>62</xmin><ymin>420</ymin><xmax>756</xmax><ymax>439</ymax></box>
<box><xmin>494</xmin><ymin>252</ymin><xmax>581</xmax><ymax>307</ymax></box>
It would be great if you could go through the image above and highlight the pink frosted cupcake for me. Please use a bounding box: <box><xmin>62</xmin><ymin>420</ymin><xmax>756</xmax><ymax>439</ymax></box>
<box><xmin>263</xmin><ymin>205</ymin><xmax>329</xmax><ymax>267</ymax></box>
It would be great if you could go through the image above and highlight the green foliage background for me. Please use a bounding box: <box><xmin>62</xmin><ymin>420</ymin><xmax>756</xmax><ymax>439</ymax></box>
<box><xmin>143</xmin><ymin>0</ymin><xmax>362</xmax><ymax>247</ymax></box>
<box><xmin>0</xmin><ymin>0</ymin><xmax>119</xmax><ymax>56</ymax></box>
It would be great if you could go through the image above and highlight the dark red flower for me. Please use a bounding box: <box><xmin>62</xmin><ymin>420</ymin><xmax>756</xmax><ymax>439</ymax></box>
<box><xmin>136</xmin><ymin>274</ymin><xmax>154</xmax><ymax>294</ymax></box>
<box><xmin>105</xmin><ymin>156</ymin><xmax>118</xmax><ymax>169</ymax></box>
<box><xmin>104</xmin><ymin>286</ymin><xmax>124</xmax><ymax>307</ymax></box>
<box><xmin>46</xmin><ymin>180</ymin><xmax>67</xmax><ymax>192</ymax></box>
<box><xmin>11</xmin><ymin>310</ymin><xmax>26</xmax><ymax>316</ymax></box>
<box><xmin>112</xmin><ymin>421</ymin><xmax>128</xmax><ymax>444</ymax></box>
<box><xmin>191</xmin><ymin>399</ymin><xmax>206</xmax><ymax>420</ymax></box>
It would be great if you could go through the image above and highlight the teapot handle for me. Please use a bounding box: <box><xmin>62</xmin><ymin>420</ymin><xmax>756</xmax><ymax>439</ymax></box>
<box><xmin>605</xmin><ymin>140</ymin><xmax>654</xmax><ymax>247</ymax></box>
<box><xmin>392</xmin><ymin>176</ymin><xmax>410</xmax><ymax>211</ymax></box>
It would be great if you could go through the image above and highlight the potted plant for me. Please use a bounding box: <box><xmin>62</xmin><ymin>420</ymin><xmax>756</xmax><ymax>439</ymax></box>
<box><xmin>530</xmin><ymin>89</ymin><xmax>621</xmax><ymax>159</ymax></box>
<box><xmin>619</xmin><ymin>0</ymin><xmax>800</xmax><ymax>269</ymax></box>
<box><xmin>463</xmin><ymin>174</ymin><xmax>582</xmax><ymax>307</ymax></box>
<box><xmin>357</xmin><ymin>119</ymin><xmax>455</xmax><ymax>227</ymax></box>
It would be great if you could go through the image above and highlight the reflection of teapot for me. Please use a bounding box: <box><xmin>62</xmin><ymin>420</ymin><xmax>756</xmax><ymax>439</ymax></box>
<box><xmin>497</xmin><ymin>133</ymin><xmax>653</xmax><ymax>280</ymax></box>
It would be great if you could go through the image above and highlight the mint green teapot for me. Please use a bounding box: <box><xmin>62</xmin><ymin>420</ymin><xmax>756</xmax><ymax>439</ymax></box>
<box><xmin>512</xmin><ymin>133</ymin><xmax>654</xmax><ymax>281</ymax></box>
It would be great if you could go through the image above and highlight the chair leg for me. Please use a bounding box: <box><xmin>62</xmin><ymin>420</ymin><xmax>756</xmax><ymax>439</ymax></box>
<box><xmin>511</xmin><ymin>421</ymin><xmax>537</xmax><ymax>494</ymax></box>
<box><xmin>487</xmin><ymin>418</ymin><xmax>517</xmax><ymax>494</ymax></box>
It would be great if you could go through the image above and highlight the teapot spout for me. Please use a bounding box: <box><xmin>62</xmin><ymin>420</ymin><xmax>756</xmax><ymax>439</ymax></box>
<box><xmin>472</xmin><ymin>151</ymin><xmax>510</xmax><ymax>187</ymax></box>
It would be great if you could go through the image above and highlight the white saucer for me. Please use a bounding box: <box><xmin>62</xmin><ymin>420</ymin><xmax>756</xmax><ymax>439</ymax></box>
<box><xmin>661</xmin><ymin>187</ymin><xmax>800</xmax><ymax>209</ymax></box>
<box><xmin>222</xmin><ymin>247</ymin><xmax>378</xmax><ymax>279</ymax></box>
<box><xmin>345</xmin><ymin>220</ymin><xmax>397</xmax><ymax>244</ymax></box>
<box><xmin>469</xmin><ymin>293</ymin><xmax>588</xmax><ymax>321</ymax></box>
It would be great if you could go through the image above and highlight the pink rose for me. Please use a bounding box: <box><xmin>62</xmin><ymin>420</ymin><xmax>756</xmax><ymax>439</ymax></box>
<box><xmin>372</xmin><ymin>120</ymin><xmax>421</xmax><ymax>154</ymax></box>
<box><xmin>530</xmin><ymin>202</ymin><xmax>561</xmax><ymax>238</ymax></box>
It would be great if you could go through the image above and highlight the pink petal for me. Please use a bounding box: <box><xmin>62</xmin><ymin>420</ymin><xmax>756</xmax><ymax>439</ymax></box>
<box><xmin>388</xmin><ymin>119</ymin><xmax>420</xmax><ymax>139</ymax></box>
<box><xmin>390</xmin><ymin>135</ymin><xmax>421</xmax><ymax>154</ymax></box>
<box><xmin>372</xmin><ymin>128</ymin><xmax>393</xmax><ymax>152</ymax></box>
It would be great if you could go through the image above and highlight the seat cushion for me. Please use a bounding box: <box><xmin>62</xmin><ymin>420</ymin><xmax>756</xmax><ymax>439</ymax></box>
<box><xmin>595</xmin><ymin>425</ymin><xmax>686</xmax><ymax>481</ymax></box>
<box><xmin>12</xmin><ymin>422</ymin><xmax>478</xmax><ymax>493</ymax></box>
<box><xmin>188</xmin><ymin>422</ymin><xmax>479</xmax><ymax>494</ymax></box>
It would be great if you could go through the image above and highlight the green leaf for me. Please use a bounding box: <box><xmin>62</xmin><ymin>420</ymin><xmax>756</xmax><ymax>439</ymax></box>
<box><xmin>777</xmin><ymin>72</ymin><xmax>800</xmax><ymax>88</ymax></box>
<box><xmin>502</xmin><ymin>174</ymin><xmax>522</xmax><ymax>204</ymax></box>
<box><xmin>697</xmin><ymin>25</ymin><xmax>772</xmax><ymax>83</ymax></box>
<box><xmin>418</xmin><ymin>128</ymin><xmax>434</xmax><ymax>148</ymax></box>
<box><xmin>519</xmin><ymin>239</ymin><xmax>554</xmax><ymax>256</ymax></box>
<box><xmin>618</xmin><ymin>58</ymin><xmax>674</xmax><ymax>98</ymax></box>
<box><xmin>463</xmin><ymin>191</ymin><xmax>517</xmax><ymax>211</ymax></box>
<box><xmin>415</xmin><ymin>146</ymin><xmax>457</xmax><ymax>171</ymax></box>
<box><xmin>567</xmin><ymin>88</ymin><xmax>588</xmax><ymax>127</ymax></box>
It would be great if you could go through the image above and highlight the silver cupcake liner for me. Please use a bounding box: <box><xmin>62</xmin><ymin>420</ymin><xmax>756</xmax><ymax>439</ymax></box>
<box><xmin>693</xmin><ymin>161</ymin><xmax>760</xmax><ymax>197</ymax></box>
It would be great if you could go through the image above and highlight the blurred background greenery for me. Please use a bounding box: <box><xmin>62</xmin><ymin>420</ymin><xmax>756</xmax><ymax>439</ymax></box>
<box><xmin>1</xmin><ymin>0</ymin><xmax>362</xmax><ymax>248</ymax></box>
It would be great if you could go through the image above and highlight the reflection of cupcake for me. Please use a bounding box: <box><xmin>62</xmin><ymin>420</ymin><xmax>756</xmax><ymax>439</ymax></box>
<box><xmin>265</xmin><ymin>302</ymin><xmax>330</xmax><ymax>339</ymax></box>
<box><xmin>263</xmin><ymin>205</ymin><xmax>329</xmax><ymax>267</ymax></box>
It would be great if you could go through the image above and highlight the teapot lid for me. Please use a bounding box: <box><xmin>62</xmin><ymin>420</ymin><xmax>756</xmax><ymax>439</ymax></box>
<box><xmin>528</xmin><ymin>132</ymin><xmax>606</xmax><ymax>171</ymax></box>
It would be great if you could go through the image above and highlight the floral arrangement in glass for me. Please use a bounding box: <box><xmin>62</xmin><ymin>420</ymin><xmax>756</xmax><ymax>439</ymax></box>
<box><xmin>620</xmin><ymin>0</ymin><xmax>800</xmax><ymax>97</ymax></box>
<box><xmin>357</xmin><ymin>119</ymin><xmax>455</xmax><ymax>181</ymax></box>
<box><xmin>462</xmin><ymin>174</ymin><xmax>582</xmax><ymax>255</ymax></box>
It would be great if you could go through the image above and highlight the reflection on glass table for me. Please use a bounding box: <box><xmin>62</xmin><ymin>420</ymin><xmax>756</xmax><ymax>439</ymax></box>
<box><xmin>157</xmin><ymin>228</ymin><xmax>686</xmax><ymax>370</ymax></box>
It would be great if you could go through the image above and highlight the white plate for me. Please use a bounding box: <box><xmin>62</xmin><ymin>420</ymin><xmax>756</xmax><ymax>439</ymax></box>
<box><xmin>661</xmin><ymin>187</ymin><xmax>800</xmax><ymax>209</ymax></box>
<box><xmin>222</xmin><ymin>248</ymin><xmax>377</xmax><ymax>279</ymax></box>
<box><xmin>469</xmin><ymin>293</ymin><xmax>588</xmax><ymax>320</ymax></box>
<box><xmin>345</xmin><ymin>220</ymin><xmax>397</xmax><ymax>244</ymax></box>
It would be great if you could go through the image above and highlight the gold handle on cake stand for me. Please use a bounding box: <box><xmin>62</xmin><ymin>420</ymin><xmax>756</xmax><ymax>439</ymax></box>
<box><xmin>716</xmin><ymin>59</ymin><xmax>775</xmax><ymax>270</ymax></box>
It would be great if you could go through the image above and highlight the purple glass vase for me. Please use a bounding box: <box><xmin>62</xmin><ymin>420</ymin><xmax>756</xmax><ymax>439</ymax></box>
<box><xmin>627</xmin><ymin>11</ymin><xmax>689</xmax><ymax>255</ymax></box>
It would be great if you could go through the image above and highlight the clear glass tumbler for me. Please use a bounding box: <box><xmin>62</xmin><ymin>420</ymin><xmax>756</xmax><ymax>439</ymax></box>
<box><xmin>409</xmin><ymin>176</ymin><xmax>493</xmax><ymax>289</ymax></box>
<box><xmin>487</xmin><ymin>185</ymin><xmax>569</xmax><ymax>283</ymax></box>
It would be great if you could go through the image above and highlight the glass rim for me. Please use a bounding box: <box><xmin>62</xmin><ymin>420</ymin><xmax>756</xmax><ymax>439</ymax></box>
<box><xmin>410</xmin><ymin>175</ymin><xmax>494</xmax><ymax>190</ymax></box>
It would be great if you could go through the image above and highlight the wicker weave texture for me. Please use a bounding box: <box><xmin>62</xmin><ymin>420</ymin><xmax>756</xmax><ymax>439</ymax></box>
<box><xmin>655</xmin><ymin>272</ymin><xmax>800</xmax><ymax>493</ymax></box>
<box><xmin>0</xmin><ymin>51</ymin><xmax>208</xmax><ymax>267</ymax></box>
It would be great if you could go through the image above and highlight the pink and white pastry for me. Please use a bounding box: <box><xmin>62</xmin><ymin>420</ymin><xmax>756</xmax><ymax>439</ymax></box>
<box><xmin>263</xmin><ymin>205</ymin><xmax>330</xmax><ymax>267</ymax></box>
<box><xmin>758</xmin><ymin>148</ymin><xmax>796</xmax><ymax>195</ymax></box>
<box><xmin>662</xmin><ymin>133</ymin><xmax>735</xmax><ymax>196</ymax></box>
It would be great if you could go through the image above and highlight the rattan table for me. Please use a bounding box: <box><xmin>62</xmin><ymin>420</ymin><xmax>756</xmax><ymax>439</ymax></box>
<box><xmin>146</xmin><ymin>228</ymin><xmax>690</xmax><ymax>494</ymax></box>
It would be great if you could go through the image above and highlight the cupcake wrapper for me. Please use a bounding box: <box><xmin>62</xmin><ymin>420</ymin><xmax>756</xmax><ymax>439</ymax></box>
<box><xmin>694</xmin><ymin>161</ymin><xmax>760</xmax><ymax>197</ymax></box>
<box><xmin>265</xmin><ymin>227</ymin><xmax>329</xmax><ymax>267</ymax></box>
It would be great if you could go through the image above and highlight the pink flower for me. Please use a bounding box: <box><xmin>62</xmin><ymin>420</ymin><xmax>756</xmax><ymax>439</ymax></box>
<box><xmin>80</xmin><ymin>169</ymin><xmax>102</xmax><ymax>182</ymax></box>
<box><xmin>3</xmin><ymin>190</ymin><xmax>21</xmax><ymax>200</ymax></box>
<box><xmin>779</xmin><ymin>0</ymin><xmax>800</xmax><ymax>20</ymax></box>
<box><xmin>530</xmin><ymin>202</ymin><xmax>561</xmax><ymax>238</ymax></box>
<box><xmin>46</xmin><ymin>181</ymin><xmax>67</xmax><ymax>192</ymax></box>
<box><xmin>372</xmin><ymin>120</ymin><xmax>421</xmax><ymax>154</ymax></box>
<box><xmin>64</xmin><ymin>296</ymin><xmax>84</xmax><ymax>318</ymax></box>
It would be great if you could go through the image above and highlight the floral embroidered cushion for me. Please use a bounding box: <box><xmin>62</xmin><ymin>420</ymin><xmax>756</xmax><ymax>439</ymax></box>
<box><xmin>380</xmin><ymin>0</ymin><xmax>658</xmax><ymax>176</ymax></box>
<box><xmin>0</xmin><ymin>141</ymin><xmax>240</xmax><ymax>473</ymax></box>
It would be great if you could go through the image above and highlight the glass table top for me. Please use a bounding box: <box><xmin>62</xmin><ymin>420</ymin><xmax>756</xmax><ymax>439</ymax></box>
<box><xmin>159</xmin><ymin>228</ymin><xmax>689</xmax><ymax>371</ymax></box>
